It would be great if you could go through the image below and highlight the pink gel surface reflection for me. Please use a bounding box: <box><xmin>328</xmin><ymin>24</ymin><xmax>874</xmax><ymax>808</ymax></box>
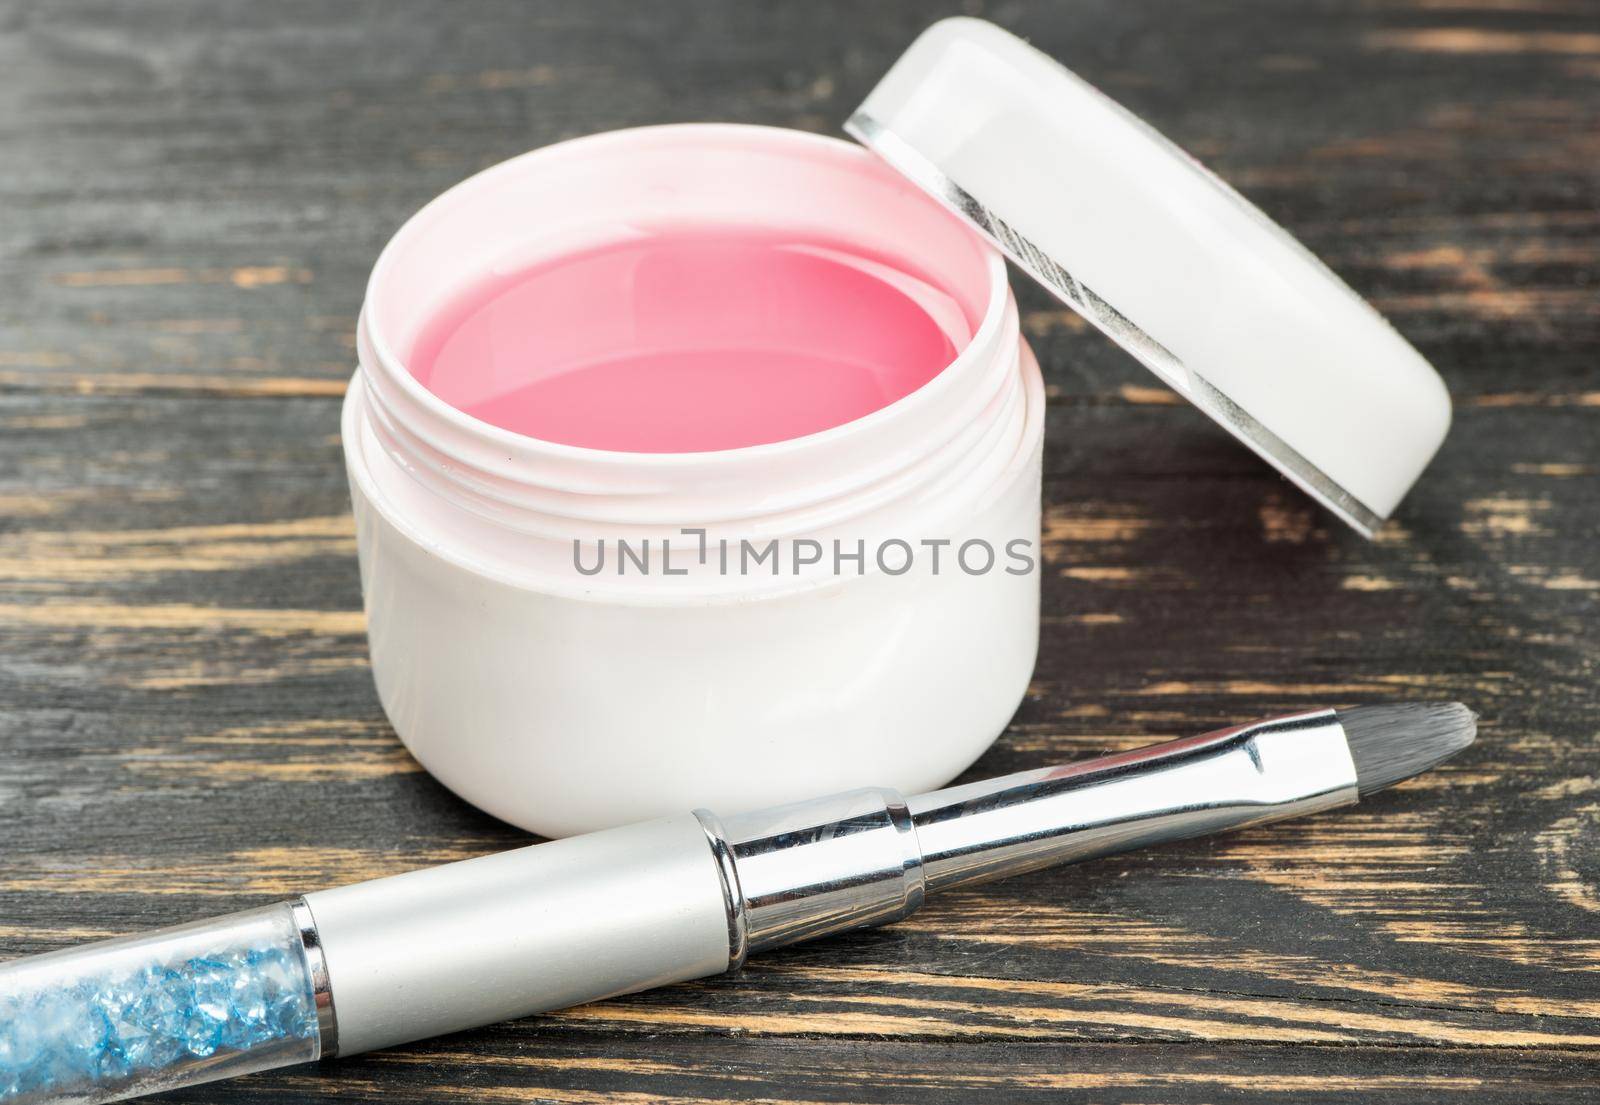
<box><xmin>408</xmin><ymin>226</ymin><xmax>970</xmax><ymax>453</ymax></box>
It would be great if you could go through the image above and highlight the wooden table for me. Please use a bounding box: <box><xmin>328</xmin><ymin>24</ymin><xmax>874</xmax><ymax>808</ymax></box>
<box><xmin>4</xmin><ymin>2</ymin><xmax>1597</xmax><ymax>1101</ymax></box>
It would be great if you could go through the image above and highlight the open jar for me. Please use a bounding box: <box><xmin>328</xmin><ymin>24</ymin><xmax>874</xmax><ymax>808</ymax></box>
<box><xmin>346</xmin><ymin>122</ymin><xmax>1044</xmax><ymax>836</ymax></box>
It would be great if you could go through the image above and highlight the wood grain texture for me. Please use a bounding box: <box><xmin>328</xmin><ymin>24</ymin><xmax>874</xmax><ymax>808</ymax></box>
<box><xmin>2</xmin><ymin>0</ymin><xmax>1598</xmax><ymax>1101</ymax></box>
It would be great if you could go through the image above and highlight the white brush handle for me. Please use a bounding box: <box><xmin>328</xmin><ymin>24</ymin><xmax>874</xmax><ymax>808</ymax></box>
<box><xmin>303</xmin><ymin>813</ymin><xmax>732</xmax><ymax>1055</ymax></box>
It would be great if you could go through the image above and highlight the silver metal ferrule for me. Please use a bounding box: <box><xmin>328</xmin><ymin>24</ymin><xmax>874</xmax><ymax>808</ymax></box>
<box><xmin>905</xmin><ymin>708</ymin><xmax>1359</xmax><ymax>893</ymax></box>
<box><xmin>697</xmin><ymin>787</ymin><xmax>926</xmax><ymax>961</ymax></box>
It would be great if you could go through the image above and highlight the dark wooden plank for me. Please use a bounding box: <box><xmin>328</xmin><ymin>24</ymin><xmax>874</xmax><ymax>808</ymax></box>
<box><xmin>3</xmin><ymin>0</ymin><xmax>1599</xmax><ymax>1102</ymax></box>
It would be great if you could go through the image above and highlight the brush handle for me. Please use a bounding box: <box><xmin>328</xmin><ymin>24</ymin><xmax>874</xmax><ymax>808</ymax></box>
<box><xmin>0</xmin><ymin>819</ymin><xmax>732</xmax><ymax>1104</ymax></box>
<box><xmin>302</xmin><ymin>814</ymin><xmax>732</xmax><ymax>1056</ymax></box>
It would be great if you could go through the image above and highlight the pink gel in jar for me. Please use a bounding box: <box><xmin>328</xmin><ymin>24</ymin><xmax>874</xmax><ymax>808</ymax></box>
<box><xmin>409</xmin><ymin>227</ymin><xmax>970</xmax><ymax>453</ymax></box>
<box><xmin>346</xmin><ymin>124</ymin><xmax>1044</xmax><ymax>837</ymax></box>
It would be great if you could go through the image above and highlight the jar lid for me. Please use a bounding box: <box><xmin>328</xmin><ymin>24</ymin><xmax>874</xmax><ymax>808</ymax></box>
<box><xmin>847</xmin><ymin>18</ymin><xmax>1451</xmax><ymax>537</ymax></box>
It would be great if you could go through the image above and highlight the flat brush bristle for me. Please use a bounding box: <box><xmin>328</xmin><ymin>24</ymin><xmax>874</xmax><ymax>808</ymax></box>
<box><xmin>1337</xmin><ymin>702</ymin><xmax>1476</xmax><ymax>796</ymax></box>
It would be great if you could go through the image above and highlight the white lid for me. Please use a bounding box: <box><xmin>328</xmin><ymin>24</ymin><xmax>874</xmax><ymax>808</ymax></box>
<box><xmin>848</xmin><ymin>17</ymin><xmax>1451</xmax><ymax>537</ymax></box>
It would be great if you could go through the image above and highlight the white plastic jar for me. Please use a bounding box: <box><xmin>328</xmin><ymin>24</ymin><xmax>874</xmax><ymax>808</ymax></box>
<box><xmin>345</xmin><ymin>124</ymin><xmax>1045</xmax><ymax>837</ymax></box>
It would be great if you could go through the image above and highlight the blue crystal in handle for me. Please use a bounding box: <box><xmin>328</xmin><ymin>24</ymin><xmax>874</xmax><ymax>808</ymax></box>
<box><xmin>0</xmin><ymin>903</ymin><xmax>321</xmax><ymax>1104</ymax></box>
